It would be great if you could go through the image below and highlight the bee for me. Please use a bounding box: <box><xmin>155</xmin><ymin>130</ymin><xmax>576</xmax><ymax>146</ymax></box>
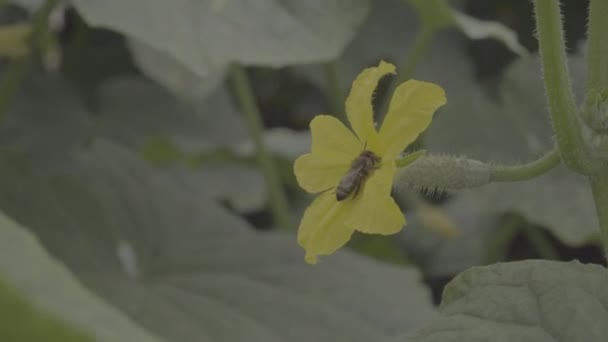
<box><xmin>335</xmin><ymin>149</ymin><xmax>381</xmax><ymax>201</ymax></box>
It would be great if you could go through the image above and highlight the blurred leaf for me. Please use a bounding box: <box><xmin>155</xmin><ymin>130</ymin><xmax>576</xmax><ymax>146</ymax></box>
<box><xmin>0</xmin><ymin>202</ymin><xmax>162</xmax><ymax>341</ymax></box>
<box><xmin>69</xmin><ymin>0</ymin><xmax>370</xmax><ymax>78</ymax></box>
<box><xmin>451</xmin><ymin>11</ymin><xmax>528</xmax><ymax>57</ymax></box>
<box><xmin>94</xmin><ymin>76</ymin><xmax>250</xmax><ymax>154</ymax></box>
<box><xmin>387</xmin><ymin>260</ymin><xmax>608</xmax><ymax>341</ymax></box>
<box><xmin>349</xmin><ymin>234</ymin><xmax>409</xmax><ymax>265</ymax></box>
<box><xmin>0</xmin><ymin>142</ymin><xmax>435</xmax><ymax>341</ymax></box>
<box><xmin>93</xmin><ymin>76</ymin><xmax>269</xmax><ymax>211</ymax></box>
<box><xmin>162</xmin><ymin>162</ymin><xmax>267</xmax><ymax>213</ymax></box>
<box><xmin>0</xmin><ymin>73</ymin><xmax>93</xmax><ymax>165</ymax></box>
<box><xmin>401</xmin><ymin>166</ymin><xmax>599</xmax><ymax>277</ymax></box>
<box><xmin>293</xmin><ymin>0</ymin><xmax>475</xmax><ymax>103</ymax></box>
<box><xmin>0</xmin><ymin>23</ymin><xmax>31</xmax><ymax>58</ymax></box>
<box><xmin>127</xmin><ymin>38</ymin><xmax>226</xmax><ymax>101</ymax></box>
<box><xmin>414</xmin><ymin>54</ymin><xmax>597</xmax><ymax>270</ymax></box>
<box><xmin>0</xmin><ymin>277</ymin><xmax>90</xmax><ymax>341</ymax></box>
<box><xmin>404</xmin><ymin>0</ymin><xmax>527</xmax><ymax>57</ymax></box>
<box><xmin>235</xmin><ymin>127</ymin><xmax>311</xmax><ymax>160</ymax></box>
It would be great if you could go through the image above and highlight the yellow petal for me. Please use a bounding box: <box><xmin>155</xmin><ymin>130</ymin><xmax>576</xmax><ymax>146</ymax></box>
<box><xmin>378</xmin><ymin>80</ymin><xmax>446</xmax><ymax>159</ymax></box>
<box><xmin>294</xmin><ymin>153</ymin><xmax>349</xmax><ymax>193</ymax></box>
<box><xmin>293</xmin><ymin>115</ymin><xmax>360</xmax><ymax>193</ymax></box>
<box><xmin>345</xmin><ymin>162</ymin><xmax>405</xmax><ymax>234</ymax></box>
<box><xmin>345</xmin><ymin>61</ymin><xmax>395</xmax><ymax>148</ymax></box>
<box><xmin>309</xmin><ymin>115</ymin><xmax>361</xmax><ymax>158</ymax></box>
<box><xmin>297</xmin><ymin>191</ymin><xmax>355</xmax><ymax>264</ymax></box>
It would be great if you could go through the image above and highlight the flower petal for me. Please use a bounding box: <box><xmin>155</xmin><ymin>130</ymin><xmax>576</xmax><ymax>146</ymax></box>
<box><xmin>309</xmin><ymin>115</ymin><xmax>361</xmax><ymax>158</ymax></box>
<box><xmin>293</xmin><ymin>115</ymin><xmax>361</xmax><ymax>193</ymax></box>
<box><xmin>345</xmin><ymin>61</ymin><xmax>395</xmax><ymax>147</ymax></box>
<box><xmin>294</xmin><ymin>153</ymin><xmax>349</xmax><ymax>193</ymax></box>
<box><xmin>345</xmin><ymin>162</ymin><xmax>405</xmax><ymax>234</ymax></box>
<box><xmin>297</xmin><ymin>191</ymin><xmax>355</xmax><ymax>264</ymax></box>
<box><xmin>379</xmin><ymin>80</ymin><xmax>446</xmax><ymax>158</ymax></box>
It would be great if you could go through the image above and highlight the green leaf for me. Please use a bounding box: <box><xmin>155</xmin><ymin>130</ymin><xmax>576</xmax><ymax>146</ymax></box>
<box><xmin>451</xmin><ymin>11</ymin><xmax>528</xmax><ymax>57</ymax></box>
<box><xmin>401</xmin><ymin>166</ymin><xmax>599</xmax><ymax>277</ymax></box>
<box><xmin>93</xmin><ymin>77</ymin><xmax>270</xmax><ymax>212</ymax></box>
<box><xmin>390</xmin><ymin>260</ymin><xmax>608</xmax><ymax>341</ymax></box>
<box><xmin>293</xmin><ymin>0</ymin><xmax>476</xmax><ymax>102</ymax></box>
<box><xmin>0</xmin><ymin>204</ymin><xmax>162</xmax><ymax>341</ymax></box>
<box><xmin>404</xmin><ymin>0</ymin><xmax>527</xmax><ymax>57</ymax></box>
<box><xmin>69</xmin><ymin>0</ymin><xmax>369</xmax><ymax>76</ymax></box>
<box><xmin>127</xmin><ymin>38</ymin><xmax>226</xmax><ymax>101</ymax></box>
<box><xmin>0</xmin><ymin>142</ymin><xmax>435</xmax><ymax>341</ymax></box>
<box><xmin>0</xmin><ymin>72</ymin><xmax>269</xmax><ymax>212</ymax></box>
<box><xmin>0</xmin><ymin>73</ymin><xmax>93</xmax><ymax>164</ymax></box>
<box><xmin>94</xmin><ymin>76</ymin><xmax>250</xmax><ymax>154</ymax></box>
<box><xmin>0</xmin><ymin>276</ymin><xmax>90</xmax><ymax>341</ymax></box>
<box><xmin>235</xmin><ymin>127</ymin><xmax>311</xmax><ymax>160</ymax></box>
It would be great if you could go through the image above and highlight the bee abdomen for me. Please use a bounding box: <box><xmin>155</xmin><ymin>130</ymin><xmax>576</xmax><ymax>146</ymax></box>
<box><xmin>335</xmin><ymin>185</ymin><xmax>352</xmax><ymax>201</ymax></box>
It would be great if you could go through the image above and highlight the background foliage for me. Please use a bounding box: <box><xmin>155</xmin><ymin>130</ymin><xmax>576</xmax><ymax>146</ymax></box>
<box><xmin>0</xmin><ymin>0</ymin><xmax>606</xmax><ymax>341</ymax></box>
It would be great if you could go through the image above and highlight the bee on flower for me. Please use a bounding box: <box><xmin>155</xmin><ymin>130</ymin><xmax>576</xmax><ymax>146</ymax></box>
<box><xmin>294</xmin><ymin>61</ymin><xmax>446</xmax><ymax>264</ymax></box>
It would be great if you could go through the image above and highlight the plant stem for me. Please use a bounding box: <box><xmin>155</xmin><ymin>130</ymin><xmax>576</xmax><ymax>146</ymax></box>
<box><xmin>590</xmin><ymin>175</ymin><xmax>608</xmax><ymax>259</ymax></box>
<box><xmin>533</xmin><ymin>0</ymin><xmax>587</xmax><ymax>172</ymax></box>
<box><xmin>0</xmin><ymin>0</ymin><xmax>59</xmax><ymax>122</ymax></box>
<box><xmin>322</xmin><ymin>60</ymin><xmax>345</xmax><ymax>122</ymax></box>
<box><xmin>490</xmin><ymin>147</ymin><xmax>561</xmax><ymax>182</ymax></box>
<box><xmin>378</xmin><ymin>27</ymin><xmax>435</xmax><ymax>119</ymax></box>
<box><xmin>586</xmin><ymin>0</ymin><xmax>608</xmax><ymax>92</ymax></box>
<box><xmin>229</xmin><ymin>64</ymin><xmax>292</xmax><ymax>230</ymax></box>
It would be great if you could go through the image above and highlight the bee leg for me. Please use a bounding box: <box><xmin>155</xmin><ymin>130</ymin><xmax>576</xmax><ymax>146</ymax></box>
<box><xmin>319</xmin><ymin>186</ymin><xmax>335</xmax><ymax>196</ymax></box>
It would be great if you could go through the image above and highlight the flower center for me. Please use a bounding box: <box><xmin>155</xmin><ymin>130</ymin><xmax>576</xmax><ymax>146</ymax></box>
<box><xmin>335</xmin><ymin>150</ymin><xmax>381</xmax><ymax>201</ymax></box>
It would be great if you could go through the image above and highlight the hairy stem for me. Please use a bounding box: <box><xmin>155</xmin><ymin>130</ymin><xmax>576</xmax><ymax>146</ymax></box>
<box><xmin>490</xmin><ymin>147</ymin><xmax>561</xmax><ymax>182</ymax></box>
<box><xmin>0</xmin><ymin>0</ymin><xmax>59</xmax><ymax>122</ymax></box>
<box><xmin>586</xmin><ymin>0</ymin><xmax>608</xmax><ymax>92</ymax></box>
<box><xmin>229</xmin><ymin>64</ymin><xmax>292</xmax><ymax>230</ymax></box>
<box><xmin>533</xmin><ymin>0</ymin><xmax>587</xmax><ymax>172</ymax></box>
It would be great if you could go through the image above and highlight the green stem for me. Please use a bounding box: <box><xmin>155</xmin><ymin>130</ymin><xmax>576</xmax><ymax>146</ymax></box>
<box><xmin>229</xmin><ymin>64</ymin><xmax>292</xmax><ymax>230</ymax></box>
<box><xmin>590</xmin><ymin>175</ymin><xmax>608</xmax><ymax>259</ymax></box>
<box><xmin>490</xmin><ymin>147</ymin><xmax>561</xmax><ymax>182</ymax></box>
<box><xmin>586</xmin><ymin>0</ymin><xmax>608</xmax><ymax>92</ymax></box>
<box><xmin>533</xmin><ymin>0</ymin><xmax>587</xmax><ymax>172</ymax></box>
<box><xmin>378</xmin><ymin>26</ymin><xmax>435</xmax><ymax>118</ymax></box>
<box><xmin>322</xmin><ymin>60</ymin><xmax>345</xmax><ymax>122</ymax></box>
<box><xmin>0</xmin><ymin>0</ymin><xmax>59</xmax><ymax>122</ymax></box>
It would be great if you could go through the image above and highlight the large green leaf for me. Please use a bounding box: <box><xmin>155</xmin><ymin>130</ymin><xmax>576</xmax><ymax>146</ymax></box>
<box><xmin>127</xmin><ymin>39</ymin><xmax>226</xmax><ymax>101</ymax></box>
<box><xmin>93</xmin><ymin>76</ymin><xmax>269</xmax><ymax>212</ymax></box>
<box><xmin>0</xmin><ymin>204</ymin><xmax>162</xmax><ymax>341</ymax></box>
<box><xmin>0</xmin><ymin>141</ymin><xmax>435</xmax><ymax>341</ymax></box>
<box><xmin>69</xmin><ymin>0</ymin><xmax>369</xmax><ymax>76</ymax></box>
<box><xmin>389</xmin><ymin>260</ymin><xmax>608</xmax><ymax>341</ymax></box>
<box><xmin>0</xmin><ymin>73</ymin><xmax>92</xmax><ymax>165</ymax></box>
<box><xmin>0</xmin><ymin>72</ymin><xmax>269</xmax><ymax>212</ymax></box>
<box><xmin>0</xmin><ymin>276</ymin><xmax>90</xmax><ymax>341</ymax></box>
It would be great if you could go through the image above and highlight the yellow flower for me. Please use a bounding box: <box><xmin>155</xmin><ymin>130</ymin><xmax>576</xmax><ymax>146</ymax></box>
<box><xmin>294</xmin><ymin>61</ymin><xmax>447</xmax><ymax>264</ymax></box>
